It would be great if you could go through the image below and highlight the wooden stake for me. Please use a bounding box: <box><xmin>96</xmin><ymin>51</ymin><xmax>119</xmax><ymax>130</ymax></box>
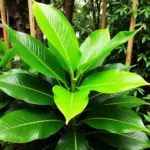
<box><xmin>28</xmin><ymin>0</ymin><xmax>36</xmax><ymax>37</ymax></box>
<box><xmin>0</xmin><ymin>0</ymin><xmax>10</xmax><ymax>48</ymax></box>
<box><xmin>125</xmin><ymin>0</ymin><xmax>138</xmax><ymax>65</ymax></box>
<box><xmin>6</xmin><ymin>9</ymin><xmax>9</xmax><ymax>25</ymax></box>
<box><xmin>101</xmin><ymin>0</ymin><xmax>107</xmax><ymax>29</ymax></box>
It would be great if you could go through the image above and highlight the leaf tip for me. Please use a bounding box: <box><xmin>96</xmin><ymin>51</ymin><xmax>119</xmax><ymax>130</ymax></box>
<box><xmin>66</xmin><ymin>120</ymin><xmax>69</xmax><ymax>125</ymax></box>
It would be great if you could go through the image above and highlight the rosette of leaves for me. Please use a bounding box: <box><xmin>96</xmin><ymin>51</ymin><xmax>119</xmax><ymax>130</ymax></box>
<box><xmin>0</xmin><ymin>2</ymin><xmax>149</xmax><ymax>149</ymax></box>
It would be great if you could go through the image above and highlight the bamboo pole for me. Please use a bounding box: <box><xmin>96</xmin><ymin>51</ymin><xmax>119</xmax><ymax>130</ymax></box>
<box><xmin>28</xmin><ymin>0</ymin><xmax>36</xmax><ymax>37</ymax></box>
<box><xmin>101</xmin><ymin>0</ymin><xmax>107</xmax><ymax>29</ymax></box>
<box><xmin>6</xmin><ymin>9</ymin><xmax>9</xmax><ymax>25</ymax></box>
<box><xmin>125</xmin><ymin>0</ymin><xmax>138</xmax><ymax>65</ymax></box>
<box><xmin>0</xmin><ymin>0</ymin><xmax>10</xmax><ymax>48</ymax></box>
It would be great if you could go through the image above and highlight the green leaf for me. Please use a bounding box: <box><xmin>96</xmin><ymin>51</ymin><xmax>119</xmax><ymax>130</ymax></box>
<box><xmin>77</xmin><ymin>29</ymin><xmax>140</xmax><ymax>74</ymax></box>
<box><xmin>78</xmin><ymin>29</ymin><xmax>110</xmax><ymax>70</ymax></box>
<box><xmin>0</xmin><ymin>109</ymin><xmax>64</xmax><ymax>143</ymax></box>
<box><xmin>56</xmin><ymin>130</ymin><xmax>89</xmax><ymax>150</ymax></box>
<box><xmin>90</xmin><ymin>91</ymin><xmax>128</xmax><ymax>102</ymax></box>
<box><xmin>101</xmin><ymin>96</ymin><xmax>149</xmax><ymax>108</ymax></box>
<box><xmin>0</xmin><ymin>39</ymin><xmax>8</xmax><ymax>53</ymax></box>
<box><xmin>144</xmin><ymin>114</ymin><xmax>150</xmax><ymax>122</ymax></box>
<box><xmin>101</xmin><ymin>132</ymin><xmax>150</xmax><ymax>150</ymax></box>
<box><xmin>0</xmin><ymin>48</ymin><xmax>16</xmax><ymax>68</ymax></box>
<box><xmin>32</xmin><ymin>2</ymin><xmax>81</xmax><ymax>76</ymax></box>
<box><xmin>53</xmin><ymin>86</ymin><xmax>89</xmax><ymax>124</ymax></box>
<box><xmin>100</xmin><ymin>63</ymin><xmax>132</xmax><ymax>71</ymax></box>
<box><xmin>0</xmin><ymin>71</ymin><xmax>54</xmax><ymax>105</ymax></box>
<box><xmin>4</xmin><ymin>24</ymin><xmax>67</xmax><ymax>86</ymax></box>
<box><xmin>79</xmin><ymin>70</ymin><xmax>149</xmax><ymax>93</ymax></box>
<box><xmin>81</xmin><ymin>106</ymin><xmax>148</xmax><ymax>133</ymax></box>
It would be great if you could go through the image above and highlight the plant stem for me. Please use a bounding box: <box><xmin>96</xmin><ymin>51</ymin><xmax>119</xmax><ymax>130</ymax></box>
<box><xmin>71</xmin><ymin>77</ymin><xmax>77</xmax><ymax>131</ymax></box>
<box><xmin>71</xmin><ymin>78</ymin><xmax>76</xmax><ymax>92</ymax></box>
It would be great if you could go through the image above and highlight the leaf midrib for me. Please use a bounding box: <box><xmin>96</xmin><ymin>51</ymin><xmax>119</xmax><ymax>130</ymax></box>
<box><xmin>74</xmin><ymin>131</ymin><xmax>77</xmax><ymax>150</ymax></box>
<box><xmin>0</xmin><ymin>119</ymin><xmax>63</xmax><ymax>131</ymax></box>
<box><xmin>68</xmin><ymin>93</ymin><xmax>74</xmax><ymax>120</ymax></box>
<box><xmin>80</xmin><ymin>81</ymin><xmax>145</xmax><ymax>88</ymax></box>
<box><xmin>36</xmin><ymin>4</ymin><xmax>73</xmax><ymax>74</ymax></box>
<box><xmin>83</xmin><ymin>117</ymin><xmax>145</xmax><ymax>130</ymax></box>
<box><xmin>0</xmin><ymin>81</ymin><xmax>53</xmax><ymax>98</ymax></box>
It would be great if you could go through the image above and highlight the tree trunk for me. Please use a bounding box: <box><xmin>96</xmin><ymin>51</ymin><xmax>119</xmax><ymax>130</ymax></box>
<box><xmin>90</xmin><ymin>0</ymin><xmax>102</xmax><ymax>30</ymax></box>
<box><xmin>0</xmin><ymin>0</ymin><xmax>13</xmax><ymax>68</ymax></box>
<box><xmin>28</xmin><ymin>0</ymin><xmax>36</xmax><ymax>37</ymax></box>
<box><xmin>14</xmin><ymin>8</ymin><xmax>25</xmax><ymax>32</ymax></box>
<box><xmin>96</xmin><ymin>0</ymin><xmax>102</xmax><ymax>30</ymax></box>
<box><xmin>0</xmin><ymin>0</ymin><xmax>10</xmax><ymax>48</ymax></box>
<box><xmin>35</xmin><ymin>0</ymin><xmax>51</xmax><ymax>41</ymax></box>
<box><xmin>125</xmin><ymin>0</ymin><xmax>138</xmax><ymax>65</ymax></box>
<box><xmin>90</xmin><ymin>0</ymin><xmax>96</xmax><ymax>30</ymax></box>
<box><xmin>101</xmin><ymin>0</ymin><xmax>107</xmax><ymax>29</ymax></box>
<box><xmin>65</xmin><ymin>0</ymin><xmax>74</xmax><ymax>24</ymax></box>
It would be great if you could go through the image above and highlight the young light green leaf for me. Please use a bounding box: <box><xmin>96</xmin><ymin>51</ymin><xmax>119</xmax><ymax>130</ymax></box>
<box><xmin>0</xmin><ymin>109</ymin><xmax>64</xmax><ymax>143</ymax></box>
<box><xmin>4</xmin><ymin>24</ymin><xmax>67</xmax><ymax>87</ymax></box>
<box><xmin>56</xmin><ymin>130</ymin><xmax>89</xmax><ymax>150</ymax></box>
<box><xmin>53</xmin><ymin>86</ymin><xmax>89</xmax><ymax>124</ymax></box>
<box><xmin>78</xmin><ymin>29</ymin><xmax>141</xmax><ymax>74</ymax></box>
<box><xmin>79</xmin><ymin>70</ymin><xmax>149</xmax><ymax>93</ymax></box>
<box><xmin>101</xmin><ymin>96</ymin><xmax>149</xmax><ymax>108</ymax></box>
<box><xmin>78</xmin><ymin>29</ymin><xmax>110</xmax><ymax>68</ymax></box>
<box><xmin>81</xmin><ymin>106</ymin><xmax>149</xmax><ymax>133</ymax></box>
<box><xmin>0</xmin><ymin>71</ymin><xmax>54</xmax><ymax>105</ymax></box>
<box><xmin>32</xmin><ymin>2</ymin><xmax>81</xmax><ymax>76</ymax></box>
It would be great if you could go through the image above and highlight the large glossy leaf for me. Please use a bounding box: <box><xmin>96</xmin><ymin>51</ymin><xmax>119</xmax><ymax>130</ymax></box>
<box><xmin>56</xmin><ymin>130</ymin><xmax>89</xmax><ymax>150</ymax></box>
<box><xmin>0</xmin><ymin>48</ymin><xmax>16</xmax><ymax>68</ymax></box>
<box><xmin>53</xmin><ymin>86</ymin><xmax>89</xmax><ymax>124</ymax></box>
<box><xmin>4</xmin><ymin>24</ymin><xmax>67</xmax><ymax>86</ymax></box>
<box><xmin>81</xmin><ymin>106</ymin><xmax>148</xmax><ymax>133</ymax></box>
<box><xmin>101</xmin><ymin>132</ymin><xmax>150</xmax><ymax>150</ymax></box>
<box><xmin>0</xmin><ymin>71</ymin><xmax>54</xmax><ymax>105</ymax></box>
<box><xmin>101</xmin><ymin>96</ymin><xmax>149</xmax><ymax>108</ymax></box>
<box><xmin>80</xmin><ymin>63</ymin><xmax>132</xmax><ymax>87</ymax></box>
<box><xmin>0</xmin><ymin>109</ymin><xmax>64</xmax><ymax>143</ymax></box>
<box><xmin>79</xmin><ymin>70</ymin><xmax>149</xmax><ymax>93</ymax></box>
<box><xmin>33</xmin><ymin>2</ymin><xmax>81</xmax><ymax>76</ymax></box>
<box><xmin>78</xmin><ymin>29</ymin><xmax>110</xmax><ymax>69</ymax></box>
<box><xmin>77</xmin><ymin>29</ymin><xmax>140</xmax><ymax>74</ymax></box>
